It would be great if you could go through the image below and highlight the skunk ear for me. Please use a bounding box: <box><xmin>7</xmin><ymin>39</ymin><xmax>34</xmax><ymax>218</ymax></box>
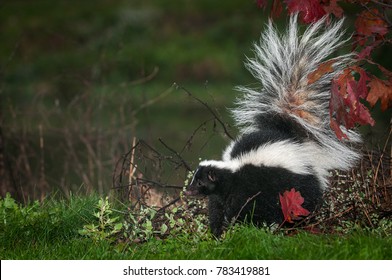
<box><xmin>207</xmin><ymin>169</ymin><xmax>216</xmax><ymax>182</ymax></box>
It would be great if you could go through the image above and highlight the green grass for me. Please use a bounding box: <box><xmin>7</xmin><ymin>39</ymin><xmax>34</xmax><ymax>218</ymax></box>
<box><xmin>132</xmin><ymin>228</ymin><xmax>392</xmax><ymax>260</ymax></box>
<box><xmin>1</xmin><ymin>195</ymin><xmax>391</xmax><ymax>260</ymax></box>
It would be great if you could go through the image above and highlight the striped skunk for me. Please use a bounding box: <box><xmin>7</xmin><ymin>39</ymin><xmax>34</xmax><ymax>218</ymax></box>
<box><xmin>185</xmin><ymin>15</ymin><xmax>361</xmax><ymax>237</ymax></box>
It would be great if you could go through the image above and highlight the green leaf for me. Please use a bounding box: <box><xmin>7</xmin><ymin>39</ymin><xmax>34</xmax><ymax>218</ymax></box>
<box><xmin>114</xmin><ymin>223</ymin><xmax>123</xmax><ymax>231</ymax></box>
<box><xmin>161</xmin><ymin>223</ymin><xmax>168</xmax><ymax>235</ymax></box>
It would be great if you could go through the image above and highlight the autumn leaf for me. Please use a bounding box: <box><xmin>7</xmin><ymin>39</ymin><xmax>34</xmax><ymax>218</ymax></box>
<box><xmin>308</xmin><ymin>59</ymin><xmax>336</xmax><ymax>84</ymax></box>
<box><xmin>355</xmin><ymin>9</ymin><xmax>388</xmax><ymax>37</ymax></box>
<box><xmin>271</xmin><ymin>0</ymin><xmax>283</xmax><ymax>19</ymax></box>
<box><xmin>279</xmin><ymin>188</ymin><xmax>310</xmax><ymax>223</ymax></box>
<box><xmin>367</xmin><ymin>77</ymin><xmax>392</xmax><ymax>111</ymax></box>
<box><xmin>322</xmin><ymin>0</ymin><xmax>343</xmax><ymax>18</ymax></box>
<box><xmin>354</xmin><ymin>9</ymin><xmax>388</xmax><ymax>47</ymax></box>
<box><xmin>357</xmin><ymin>45</ymin><xmax>374</xmax><ymax>60</ymax></box>
<box><xmin>330</xmin><ymin>66</ymin><xmax>375</xmax><ymax>140</ymax></box>
<box><xmin>285</xmin><ymin>0</ymin><xmax>326</xmax><ymax>23</ymax></box>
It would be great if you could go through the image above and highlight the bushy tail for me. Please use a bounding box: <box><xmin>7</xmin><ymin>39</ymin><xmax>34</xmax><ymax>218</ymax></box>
<box><xmin>232</xmin><ymin>15</ymin><xmax>361</xmax><ymax>171</ymax></box>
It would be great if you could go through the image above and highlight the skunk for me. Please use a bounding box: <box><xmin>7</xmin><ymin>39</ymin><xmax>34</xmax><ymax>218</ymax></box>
<box><xmin>185</xmin><ymin>15</ymin><xmax>361</xmax><ymax>237</ymax></box>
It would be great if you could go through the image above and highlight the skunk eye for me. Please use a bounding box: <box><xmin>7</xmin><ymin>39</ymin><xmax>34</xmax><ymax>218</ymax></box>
<box><xmin>207</xmin><ymin>170</ymin><xmax>216</xmax><ymax>182</ymax></box>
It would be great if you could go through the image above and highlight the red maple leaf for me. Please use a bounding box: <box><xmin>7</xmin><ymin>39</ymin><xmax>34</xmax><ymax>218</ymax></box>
<box><xmin>367</xmin><ymin>77</ymin><xmax>392</xmax><ymax>111</ymax></box>
<box><xmin>329</xmin><ymin>66</ymin><xmax>375</xmax><ymax>140</ymax></box>
<box><xmin>279</xmin><ymin>188</ymin><xmax>310</xmax><ymax>223</ymax></box>
<box><xmin>354</xmin><ymin>9</ymin><xmax>388</xmax><ymax>47</ymax></box>
<box><xmin>285</xmin><ymin>0</ymin><xmax>326</xmax><ymax>23</ymax></box>
<box><xmin>355</xmin><ymin>9</ymin><xmax>388</xmax><ymax>37</ymax></box>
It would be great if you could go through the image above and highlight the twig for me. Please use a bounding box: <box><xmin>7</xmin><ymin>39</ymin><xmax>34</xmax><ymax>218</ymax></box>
<box><xmin>233</xmin><ymin>191</ymin><xmax>262</xmax><ymax>223</ymax></box>
<box><xmin>158</xmin><ymin>138</ymin><xmax>192</xmax><ymax>171</ymax></box>
<box><xmin>370</xmin><ymin>0</ymin><xmax>392</xmax><ymax>9</ymax></box>
<box><xmin>113</xmin><ymin>177</ymin><xmax>183</xmax><ymax>190</ymax></box>
<box><xmin>112</xmin><ymin>140</ymin><xmax>139</xmax><ymax>188</ymax></box>
<box><xmin>179</xmin><ymin>120</ymin><xmax>209</xmax><ymax>154</ymax></box>
<box><xmin>128</xmin><ymin>137</ymin><xmax>137</xmax><ymax>201</ymax></box>
<box><xmin>373</xmin><ymin>126</ymin><xmax>392</xmax><ymax>187</ymax></box>
<box><xmin>131</xmin><ymin>84</ymin><xmax>174</xmax><ymax>118</ymax></box>
<box><xmin>128</xmin><ymin>66</ymin><xmax>159</xmax><ymax>86</ymax></box>
<box><xmin>157</xmin><ymin>197</ymin><xmax>181</xmax><ymax>214</ymax></box>
<box><xmin>178</xmin><ymin>84</ymin><xmax>234</xmax><ymax>140</ymax></box>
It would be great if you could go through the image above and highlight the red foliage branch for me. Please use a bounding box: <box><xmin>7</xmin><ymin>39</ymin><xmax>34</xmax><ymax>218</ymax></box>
<box><xmin>256</xmin><ymin>0</ymin><xmax>392</xmax><ymax>139</ymax></box>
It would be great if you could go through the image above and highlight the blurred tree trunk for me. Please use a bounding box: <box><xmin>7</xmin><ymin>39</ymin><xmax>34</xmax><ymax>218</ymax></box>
<box><xmin>0</xmin><ymin>111</ymin><xmax>22</xmax><ymax>201</ymax></box>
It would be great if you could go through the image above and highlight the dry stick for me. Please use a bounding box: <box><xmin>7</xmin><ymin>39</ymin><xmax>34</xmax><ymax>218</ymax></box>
<box><xmin>79</xmin><ymin>134</ymin><xmax>97</xmax><ymax>184</ymax></box>
<box><xmin>232</xmin><ymin>191</ymin><xmax>262</xmax><ymax>224</ymax></box>
<box><xmin>158</xmin><ymin>138</ymin><xmax>192</xmax><ymax>171</ymax></box>
<box><xmin>128</xmin><ymin>137</ymin><xmax>137</xmax><ymax>202</ymax></box>
<box><xmin>178</xmin><ymin>84</ymin><xmax>234</xmax><ymax>140</ymax></box>
<box><xmin>156</xmin><ymin>197</ymin><xmax>181</xmax><ymax>214</ymax></box>
<box><xmin>303</xmin><ymin>206</ymin><xmax>355</xmax><ymax>230</ymax></box>
<box><xmin>64</xmin><ymin>130</ymin><xmax>92</xmax><ymax>191</ymax></box>
<box><xmin>128</xmin><ymin>66</ymin><xmax>159</xmax><ymax>86</ymax></box>
<box><xmin>112</xmin><ymin>140</ymin><xmax>139</xmax><ymax>188</ymax></box>
<box><xmin>113</xmin><ymin>177</ymin><xmax>183</xmax><ymax>191</ymax></box>
<box><xmin>38</xmin><ymin>124</ymin><xmax>48</xmax><ymax>200</ymax></box>
<box><xmin>131</xmin><ymin>84</ymin><xmax>174</xmax><ymax>118</ymax></box>
<box><xmin>179</xmin><ymin>120</ymin><xmax>209</xmax><ymax>155</ymax></box>
<box><xmin>373</xmin><ymin>126</ymin><xmax>392</xmax><ymax>188</ymax></box>
<box><xmin>370</xmin><ymin>0</ymin><xmax>392</xmax><ymax>9</ymax></box>
<box><xmin>135</xmin><ymin>178</ymin><xmax>183</xmax><ymax>190</ymax></box>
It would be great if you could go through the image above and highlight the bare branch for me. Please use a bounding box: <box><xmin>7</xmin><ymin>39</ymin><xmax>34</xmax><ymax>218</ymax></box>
<box><xmin>178</xmin><ymin>84</ymin><xmax>234</xmax><ymax>140</ymax></box>
<box><xmin>158</xmin><ymin>138</ymin><xmax>192</xmax><ymax>171</ymax></box>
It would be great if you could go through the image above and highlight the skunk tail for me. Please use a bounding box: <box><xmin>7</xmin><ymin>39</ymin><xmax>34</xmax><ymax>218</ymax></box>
<box><xmin>231</xmin><ymin>15</ymin><xmax>361</xmax><ymax>172</ymax></box>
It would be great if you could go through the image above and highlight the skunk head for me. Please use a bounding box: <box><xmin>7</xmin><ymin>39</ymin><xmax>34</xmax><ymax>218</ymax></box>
<box><xmin>185</xmin><ymin>165</ymin><xmax>221</xmax><ymax>196</ymax></box>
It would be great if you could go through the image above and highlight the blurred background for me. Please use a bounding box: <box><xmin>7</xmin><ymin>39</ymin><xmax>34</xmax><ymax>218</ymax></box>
<box><xmin>1</xmin><ymin>0</ymin><xmax>390</xmax><ymax>202</ymax></box>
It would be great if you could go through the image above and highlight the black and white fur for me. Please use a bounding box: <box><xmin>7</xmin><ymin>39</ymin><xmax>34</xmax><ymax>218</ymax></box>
<box><xmin>185</xmin><ymin>15</ymin><xmax>361</xmax><ymax>237</ymax></box>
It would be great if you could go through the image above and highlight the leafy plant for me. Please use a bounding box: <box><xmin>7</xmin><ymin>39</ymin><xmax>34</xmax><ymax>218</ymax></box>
<box><xmin>78</xmin><ymin>197</ymin><xmax>123</xmax><ymax>242</ymax></box>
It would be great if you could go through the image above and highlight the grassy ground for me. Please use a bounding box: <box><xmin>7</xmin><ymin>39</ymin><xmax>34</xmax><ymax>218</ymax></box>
<box><xmin>1</xmin><ymin>195</ymin><xmax>391</xmax><ymax>260</ymax></box>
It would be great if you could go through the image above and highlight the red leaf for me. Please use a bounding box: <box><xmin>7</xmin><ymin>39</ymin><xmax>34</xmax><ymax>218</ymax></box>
<box><xmin>353</xmin><ymin>9</ymin><xmax>388</xmax><ymax>48</ymax></box>
<box><xmin>355</xmin><ymin>9</ymin><xmax>388</xmax><ymax>37</ymax></box>
<box><xmin>367</xmin><ymin>77</ymin><xmax>392</xmax><ymax>111</ymax></box>
<box><xmin>271</xmin><ymin>0</ymin><xmax>283</xmax><ymax>18</ymax></box>
<box><xmin>357</xmin><ymin>45</ymin><xmax>374</xmax><ymax>60</ymax></box>
<box><xmin>285</xmin><ymin>0</ymin><xmax>326</xmax><ymax>23</ymax></box>
<box><xmin>279</xmin><ymin>188</ymin><xmax>310</xmax><ymax>223</ymax></box>
<box><xmin>323</xmin><ymin>0</ymin><xmax>344</xmax><ymax>18</ymax></box>
<box><xmin>308</xmin><ymin>59</ymin><xmax>336</xmax><ymax>84</ymax></box>
<box><xmin>329</xmin><ymin>67</ymin><xmax>375</xmax><ymax>139</ymax></box>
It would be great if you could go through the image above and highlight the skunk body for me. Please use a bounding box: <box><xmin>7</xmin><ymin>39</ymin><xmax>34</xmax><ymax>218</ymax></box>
<box><xmin>186</xmin><ymin>15</ymin><xmax>361</xmax><ymax>237</ymax></box>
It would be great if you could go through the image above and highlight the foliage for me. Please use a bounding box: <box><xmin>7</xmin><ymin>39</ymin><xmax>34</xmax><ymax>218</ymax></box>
<box><xmin>1</xmin><ymin>192</ymin><xmax>392</xmax><ymax>259</ymax></box>
<box><xmin>0</xmin><ymin>193</ymin><xmax>98</xmax><ymax>253</ymax></box>
<box><xmin>315</xmin><ymin>168</ymin><xmax>392</xmax><ymax>235</ymax></box>
<box><xmin>279</xmin><ymin>188</ymin><xmax>310</xmax><ymax>223</ymax></box>
<box><xmin>78</xmin><ymin>171</ymin><xmax>210</xmax><ymax>244</ymax></box>
<box><xmin>78</xmin><ymin>197</ymin><xmax>123</xmax><ymax>242</ymax></box>
<box><xmin>121</xmin><ymin>200</ymin><xmax>209</xmax><ymax>244</ymax></box>
<box><xmin>256</xmin><ymin>0</ymin><xmax>392</xmax><ymax>139</ymax></box>
<box><xmin>0</xmin><ymin>193</ymin><xmax>59</xmax><ymax>238</ymax></box>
